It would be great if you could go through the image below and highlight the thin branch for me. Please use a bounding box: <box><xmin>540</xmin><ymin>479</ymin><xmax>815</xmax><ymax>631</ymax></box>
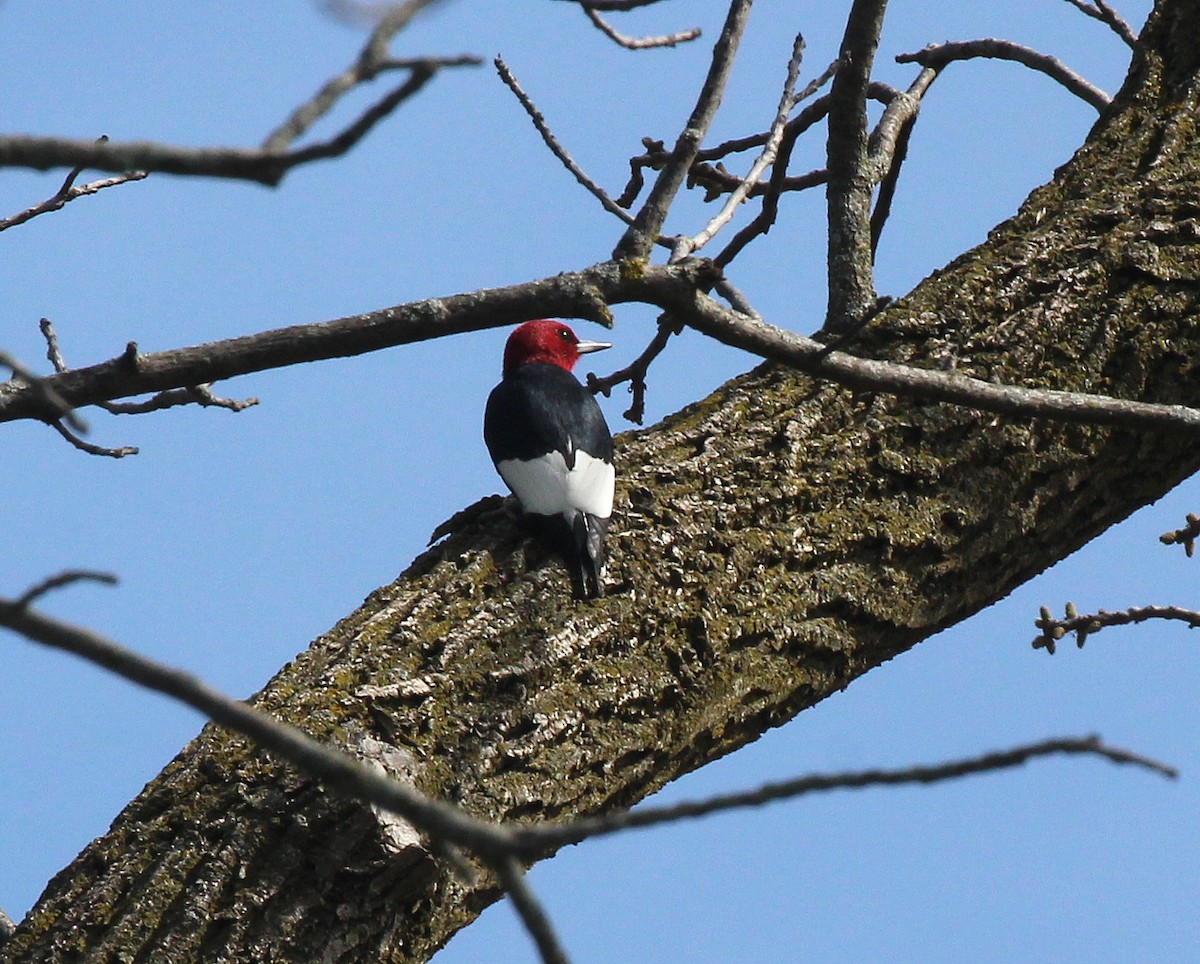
<box><xmin>13</xmin><ymin>570</ymin><xmax>118</xmax><ymax>610</ymax></box>
<box><xmin>868</xmin><ymin>66</ymin><xmax>938</xmax><ymax>254</ymax></box>
<box><xmin>508</xmin><ymin>736</ymin><xmax>1177</xmax><ymax>852</ymax></box>
<box><xmin>100</xmin><ymin>384</ymin><xmax>260</xmax><ymax>416</ymax></box>
<box><xmin>0</xmin><ymin>136</ymin><xmax>147</xmax><ymax>232</ymax></box>
<box><xmin>0</xmin><ymin>349</ymin><xmax>87</xmax><ymax>433</ymax></box>
<box><xmin>2</xmin><ymin>8</ymin><xmax>479</xmax><ymax>187</ymax></box>
<box><xmin>41</xmin><ymin>317</ymin><xmax>257</xmax><ymax>419</ymax></box>
<box><xmin>613</xmin><ymin>0</ymin><xmax>755</xmax><ymax>260</ymax></box>
<box><xmin>494</xmin><ymin>856</ymin><xmax>571</xmax><ymax>964</ymax></box>
<box><xmin>555</xmin><ymin>0</ymin><xmax>672</xmax><ymax>10</ymax></box>
<box><xmin>1061</xmin><ymin>0</ymin><xmax>1140</xmax><ymax>48</ymax></box>
<box><xmin>581</xmin><ymin>5</ymin><xmax>700</xmax><ymax>49</ymax></box>
<box><xmin>494</xmin><ymin>57</ymin><xmax>637</xmax><ymax>228</ymax></box>
<box><xmin>9</xmin><ymin>261</ymin><xmax>1200</xmax><ymax>437</ymax></box>
<box><xmin>1160</xmin><ymin>513</ymin><xmax>1200</xmax><ymax>557</ymax></box>
<box><xmin>264</xmin><ymin>0</ymin><xmax>464</xmax><ymax>151</ymax></box>
<box><xmin>684</xmin><ymin>34</ymin><xmax>806</xmax><ymax>255</ymax></box>
<box><xmin>825</xmin><ymin>0</ymin><xmax>889</xmax><ymax>331</ymax></box>
<box><xmin>2</xmin><ymin>576</ymin><xmax>1175</xmax><ymax>963</ymax></box>
<box><xmin>587</xmin><ymin>318</ymin><xmax>678</xmax><ymax>424</ymax></box>
<box><xmin>896</xmin><ymin>40</ymin><xmax>1110</xmax><ymax>112</ymax></box>
<box><xmin>662</xmin><ymin>279</ymin><xmax>1200</xmax><ymax>435</ymax></box>
<box><xmin>713</xmin><ymin>84</ymin><xmax>844</xmax><ymax>267</ymax></box>
<box><xmin>0</xmin><ymin>590</ymin><xmax>514</xmax><ymax>860</ymax></box>
<box><xmin>50</xmin><ymin>419</ymin><xmax>139</xmax><ymax>458</ymax></box>
<box><xmin>1034</xmin><ymin>602</ymin><xmax>1200</xmax><ymax>653</ymax></box>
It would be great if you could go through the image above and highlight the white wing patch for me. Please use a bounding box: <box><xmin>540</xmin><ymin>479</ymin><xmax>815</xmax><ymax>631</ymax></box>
<box><xmin>497</xmin><ymin>450</ymin><xmax>614</xmax><ymax>520</ymax></box>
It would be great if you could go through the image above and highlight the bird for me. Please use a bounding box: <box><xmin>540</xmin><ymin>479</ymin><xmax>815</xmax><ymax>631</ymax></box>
<box><xmin>484</xmin><ymin>320</ymin><xmax>615</xmax><ymax>599</ymax></box>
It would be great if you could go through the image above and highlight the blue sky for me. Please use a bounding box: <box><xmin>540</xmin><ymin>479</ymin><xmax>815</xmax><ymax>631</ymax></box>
<box><xmin>4</xmin><ymin>1</ymin><xmax>1195</xmax><ymax>961</ymax></box>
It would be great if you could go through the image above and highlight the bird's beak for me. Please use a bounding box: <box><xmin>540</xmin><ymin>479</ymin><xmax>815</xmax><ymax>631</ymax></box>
<box><xmin>576</xmin><ymin>340</ymin><xmax>612</xmax><ymax>355</ymax></box>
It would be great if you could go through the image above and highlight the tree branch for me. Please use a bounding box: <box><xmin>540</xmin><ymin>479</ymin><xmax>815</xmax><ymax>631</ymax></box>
<box><xmin>0</xmin><ymin>137</ymin><xmax>146</xmax><ymax>232</ymax></box>
<box><xmin>8</xmin><ymin>259</ymin><xmax>1200</xmax><ymax>438</ymax></box>
<box><xmin>580</xmin><ymin>5</ymin><xmax>701</xmax><ymax>49</ymax></box>
<box><xmin>1061</xmin><ymin>0</ymin><xmax>1140</xmax><ymax>48</ymax></box>
<box><xmin>825</xmin><ymin>0</ymin><xmax>889</xmax><ymax>331</ymax></box>
<box><xmin>896</xmin><ymin>40</ymin><xmax>1111</xmax><ymax>112</ymax></box>
<box><xmin>613</xmin><ymin>0</ymin><xmax>754</xmax><ymax>260</ymax></box>
<box><xmin>684</xmin><ymin>33</ymin><xmax>806</xmax><ymax>255</ymax></box>
<box><xmin>494</xmin><ymin>56</ymin><xmax>638</xmax><ymax>229</ymax></box>
<box><xmin>0</xmin><ymin>6</ymin><xmax>479</xmax><ymax>187</ymax></box>
<box><xmin>1034</xmin><ymin>602</ymin><xmax>1200</xmax><ymax>653</ymax></box>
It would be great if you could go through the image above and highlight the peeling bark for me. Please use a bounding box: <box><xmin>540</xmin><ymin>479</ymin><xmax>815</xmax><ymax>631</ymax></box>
<box><xmin>7</xmin><ymin>1</ymin><xmax>1200</xmax><ymax>961</ymax></box>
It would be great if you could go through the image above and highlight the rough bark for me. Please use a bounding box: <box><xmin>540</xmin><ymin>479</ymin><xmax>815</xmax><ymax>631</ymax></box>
<box><xmin>6</xmin><ymin>0</ymin><xmax>1200</xmax><ymax>960</ymax></box>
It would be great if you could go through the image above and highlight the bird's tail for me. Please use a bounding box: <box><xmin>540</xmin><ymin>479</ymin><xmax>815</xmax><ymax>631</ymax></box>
<box><xmin>571</xmin><ymin>512</ymin><xmax>610</xmax><ymax>599</ymax></box>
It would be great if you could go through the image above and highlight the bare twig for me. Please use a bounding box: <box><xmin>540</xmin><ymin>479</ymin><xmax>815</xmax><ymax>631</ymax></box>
<box><xmin>41</xmin><ymin>317</ymin><xmax>257</xmax><ymax>419</ymax></box>
<box><xmin>685</xmin><ymin>34</ymin><xmax>806</xmax><ymax>255</ymax></box>
<box><xmin>13</xmin><ymin>570</ymin><xmax>118</xmax><ymax>610</ymax></box>
<box><xmin>264</xmin><ymin>0</ymin><xmax>469</xmax><ymax>151</ymax></box>
<box><xmin>713</xmin><ymin>77</ymin><xmax>853</xmax><ymax>268</ymax></box>
<box><xmin>1061</xmin><ymin>0</ymin><xmax>1140</xmax><ymax>48</ymax></box>
<box><xmin>1034</xmin><ymin>602</ymin><xmax>1200</xmax><ymax>653</ymax></box>
<box><xmin>868</xmin><ymin>66</ymin><xmax>937</xmax><ymax>254</ymax></box>
<box><xmin>587</xmin><ymin>318</ymin><xmax>678</xmax><ymax>424</ymax></box>
<box><xmin>494</xmin><ymin>57</ymin><xmax>637</xmax><ymax>228</ymax></box>
<box><xmin>507</xmin><ymin>736</ymin><xmax>1176</xmax><ymax>852</ymax></box>
<box><xmin>0</xmin><ymin>136</ymin><xmax>147</xmax><ymax>233</ymax></box>
<box><xmin>614</xmin><ymin>0</ymin><xmax>755</xmax><ymax>260</ymax></box>
<box><xmin>582</xmin><ymin>5</ymin><xmax>700</xmax><ymax>49</ymax></box>
<box><xmin>494</xmin><ymin>856</ymin><xmax>571</xmax><ymax>964</ymax></box>
<box><xmin>1160</xmin><ymin>513</ymin><xmax>1200</xmax><ymax>556</ymax></box>
<box><xmin>896</xmin><ymin>40</ymin><xmax>1110</xmax><ymax>112</ymax></box>
<box><xmin>50</xmin><ymin>419</ymin><xmax>139</xmax><ymax>458</ymax></box>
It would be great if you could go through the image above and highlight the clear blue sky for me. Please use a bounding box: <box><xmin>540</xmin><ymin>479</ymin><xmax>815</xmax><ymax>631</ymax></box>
<box><xmin>4</xmin><ymin>1</ymin><xmax>1194</xmax><ymax>962</ymax></box>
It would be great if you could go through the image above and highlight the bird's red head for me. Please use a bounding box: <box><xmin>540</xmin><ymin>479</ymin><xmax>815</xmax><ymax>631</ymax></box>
<box><xmin>502</xmin><ymin>320</ymin><xmax>611</xmax><ymax>375</ymax></box>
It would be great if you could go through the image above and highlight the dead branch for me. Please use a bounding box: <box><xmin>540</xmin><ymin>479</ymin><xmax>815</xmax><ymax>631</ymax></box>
<box><xmin>581</xmin><ymin>5</ymin><xmax>700</xmax><ymax>49</ymax></box>
<box><xmin>896</xmin><ymin>39</ymin><xmax>1110</xmax><ymax>111</ymax></box>
<box><xmin>613</xmin><ymin>0</ymin><xmax>754</xmax><ymax>260</ymax></box>
<box><xmin>0</xmin><ymin>136</ymin><xmax>146</xmax><ymax>232</ymax></box>
<box><xmin>494</xmin><ymin>56</ymin><xmax>638</xmax><ymax>229</ymax></box>
<box><xmin>1061</xmin><ymin>0</ymin><xmax>1140</xmax><ymax>48</ymax></box>
<box><xmin>7</xmin><ymin>261</ymin><xmax>1200</xmax><ymax>439</ymax></box>
<box><xmin>683</xmin><ymin>34</ymin><xmax>806</xmax><ymax>255</ymax></box>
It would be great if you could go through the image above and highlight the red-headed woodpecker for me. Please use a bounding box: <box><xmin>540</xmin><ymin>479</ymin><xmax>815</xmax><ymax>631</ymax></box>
<box><xmin>484</xmin><ymin>320</ymin><xmax>614</xmax><ymax>599</ymax></box>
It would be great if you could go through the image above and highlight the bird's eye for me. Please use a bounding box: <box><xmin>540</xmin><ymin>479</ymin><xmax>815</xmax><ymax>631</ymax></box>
<box><xmin>558</xmin><ymin>328</ymin><xmax>572</xmax><ymax>341</ymax></box>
